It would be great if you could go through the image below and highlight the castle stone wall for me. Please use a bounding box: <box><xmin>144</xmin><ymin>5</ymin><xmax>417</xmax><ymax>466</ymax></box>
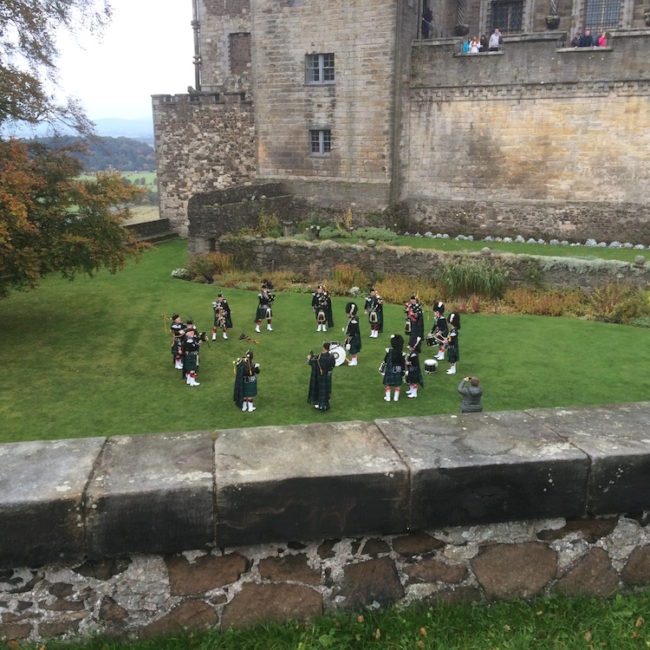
<box><xmin>402</xmin><ymin>32</ymin><xmax>650</xmax><ymax>242</ymax></box>
<box><xmin>251</xmin><ymin>0</ymin><xmax>417</xmax><ymax>209</ymax></box>
<box><xmin>152</xmin><ymin>94</ymin><xmax>256</xmax><ymax>235</ymax></box>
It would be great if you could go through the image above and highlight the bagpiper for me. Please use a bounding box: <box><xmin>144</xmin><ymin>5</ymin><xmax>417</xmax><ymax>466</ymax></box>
<box><xmin>255</xmin><ymin>281</ymin><xmax>275</xmax><ymax>333</ymax></box>
<box><xmin>233</xmin><ymin>350</ymin><xmax>260</xmax><ymax>412</ymax></box>
<box><xmin>311</xmin><ymin>285</ymin><xmax>334</xmax><ymax>332</ymax></box>
<box><xmin>211</xmin><ymin>293</ymin><xmax>233</xmax><ymax>340</ymax></box>
<box><xmin>307</xmin><ymin>342</ymin><xmax>336</xmax><ymax>410</ymax></box>
<box><xmin>364</xmin><ymin>288</ymin><xmax>384</xmax><ymax>338</ymax></box>
<box><xmin>182</xmin><ymin>327</ymin><xmax>202</xmax><ymax>386</ymax></box>
<box><xmin>406</xmin><ymin>342</ymin><xmax>424</xmax><ymax>399</ymax></box>
<box><xmin>446</xmin><ymin>312</ymin><xmax>461</xmax><ymax>375</ymax></box>
<box><xmin>382</xmin><ymin>334</ymin><xmax>406</xmax><ymax>402</ymax></box>
<box><xmin>344</xmin><ymin>302</ymin><xmax>362</xmax><ymax>366</ymax></box>
<box><xmin>170</xmin><ymin>314</ymin><xmax>185</xmax><ymax>370</ymax></box>
<box><xmin>430</xmin><ymin>300</ymin><xmax>449</xmax><ymax>361</ymax></box>
<box><xmin>405</xmin><ymin>294</ymin><xmax>424</xmax><ymax>352</ymax></box>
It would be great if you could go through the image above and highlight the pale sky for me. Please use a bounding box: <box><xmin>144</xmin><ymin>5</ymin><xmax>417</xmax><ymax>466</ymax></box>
<box><xmin>57</xmin><ymin>0</ymin><xmax>194</xmax><ymax>120</ymax></box>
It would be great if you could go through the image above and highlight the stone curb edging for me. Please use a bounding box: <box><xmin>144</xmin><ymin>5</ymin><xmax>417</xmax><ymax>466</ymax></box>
<box><xmin>1</xmin><ymin>402</ymin><xmax>649</xmax><ymax>569</ymax></box>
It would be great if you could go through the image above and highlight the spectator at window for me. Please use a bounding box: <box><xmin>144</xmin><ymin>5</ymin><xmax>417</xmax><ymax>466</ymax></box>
<box><xmin>598</xmin><ymin>31</ymin><xmax>607</xmax><ymax>47</ymax></box>
<box><xmin>480</xmin><ymin>33</ymin><xmax>488</xmax><ymax>52</ymax></box>
<box><xmin>488</xmin><ymin>28</ymin><xmax>501</xmax><ymax>51</ymax></box>
<box><xmin>571</xmin><ymin>31</ymin><xmax>581</xmax><ymax>47</ymax></box>
<box><xmin>579</xmin><ymin>29</ymin><xmax>594</xmax><ymax>47</ymax></box>
<box><xmin>421</xmin><ymin>6</ymin><xmax>433</xmax><ymax>39</ymax></box>
<box><xmin>462</xmin><ymin>37</ymin><xmax>470</xmax><ymax>54</ymax></box>
<box><xmin>469</xmin><ymin>36</ymin><xmax>480</xmax><ymax>53</ymax></box>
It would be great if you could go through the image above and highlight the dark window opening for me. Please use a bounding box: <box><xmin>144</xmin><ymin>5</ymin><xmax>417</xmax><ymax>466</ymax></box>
<box><xmin>584</xmin><ymin>0</ymin><xmax>621</xmax><ymax>30</ymax></box>
<box><xmin>490</xmin><ymin>0</ymin><xmax>523</xmax><ymax>33</ymax></box>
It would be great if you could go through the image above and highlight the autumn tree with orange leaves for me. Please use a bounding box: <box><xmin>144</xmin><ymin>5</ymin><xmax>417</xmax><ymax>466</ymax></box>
<box><xmin>0</xmin><ymin>1</ymin><xmax>144</xmax><ymax>297</ymax></box>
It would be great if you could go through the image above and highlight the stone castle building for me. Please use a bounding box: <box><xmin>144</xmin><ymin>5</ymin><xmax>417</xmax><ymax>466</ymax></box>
<box><xmin>152</xmin><ymin>0</ymin><xmax>650</xmax><ymax>244</ymax></box>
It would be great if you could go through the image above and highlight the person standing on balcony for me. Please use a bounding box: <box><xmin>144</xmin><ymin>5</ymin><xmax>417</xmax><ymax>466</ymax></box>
<box><xmin>489</xmin><ymin>28</ymin><xmax>501</xmax><ymax>51</ymax></box>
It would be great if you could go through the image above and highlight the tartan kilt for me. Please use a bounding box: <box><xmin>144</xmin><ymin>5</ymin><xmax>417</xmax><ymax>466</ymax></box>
<box><xmin>255</xmin><ymin>306</ymin><xmax>272</xmax><ymax>321</ymax></box>
<box><xmin>383</xmin><ymin>359</ymin><xmax>404</xmax><ymax>387</ymax></box>
<box><xmin>406</xmin><ymin>366</ymin><xmax>424</xmax><ymax>386</ymax></box>
<box><xmin>183</xmin><ymin>351</ymin><xmax>199</xmax><ymax>373</ymax></box>
<box><xmin>243</xmin><ymin>376</ymin><xmax>258</xmax><ymax>397</ymax></box>
<box><xmin>448</xmin><ymin>343</ymin><xmax>459</xmax><ymax>364</ymax></box>
<box><xmin>348</xmin><ymin>336</ymin><xmax>361</xmax><ymax>355</ymax></box>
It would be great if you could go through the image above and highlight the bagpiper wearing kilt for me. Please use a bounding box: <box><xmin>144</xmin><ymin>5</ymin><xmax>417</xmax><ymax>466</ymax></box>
<box><xmin>307</xmin><ymin>342</ymin><xmax>336</xmax><ymax>410</ymax></box>
<box><xmin>406</xmin><ymin>344</ymin><xmax>424</xmax><ymax>398</ymax></box>
<box><xmin>364</xmin><ymin>289</ymin><xmax>384</xmax><ymax>338</ymax></box>
<box><xmin>405</xmin><ymin>295</ymin><xmax>424</xmax><ymax>352</ymax></box>
<box><xmin>446</xmin><ymin>312</ymin><xmax>461</xmax><ymax>375</ymax></box>
<box><xmin>311</xmin><ymin>285</ymin><xmax>334</xmax><ymax>332</ymax></box>
<box><xmin>344</xmin><ymin>302</ymin><xmax>362</xmax><ymax>366</ymax></box>
<box><xmin>382</xmin><ymin>334</ymin><xmax>406</xmax><ymax>402</ymax></box>
<box><xmin>182</xmin><ymin>329</ymin><xmax>201</xmax><ymax>386</ymax></box>
<box><xmin>255</xmin><ymin>282</ymin><xmax>275</xmax><ymax>332</ymax></box>
<box><xmin>431</xmin><ymin>300</ymin><xmax>449</xmax><ymax>361</ymax></box>
<box><xmin>234</xmin><ymin>351</ymin><xmax>260</xmax><ymax>412</ymax></box>
<box><xmin>212</xmin><ymin>293</ymin><xmax>233</xmax><ymax>341</ymax></box>
<box><xmin>170</xmin><ymin>314</ymin><xmax>185</xmax><ymax>370</ymax></box>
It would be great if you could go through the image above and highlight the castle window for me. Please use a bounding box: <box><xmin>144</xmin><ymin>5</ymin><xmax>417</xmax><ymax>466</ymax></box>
<box><xmin>584</xmin><ymin>0</ymin><xmax>621</xmax><ymax>30</ymax></box>
<box><xmin>306</xmin><ymin>53</ymin><xmax>335</xmax><ymax>85</ymax></box>
<box><xmin>490</xmin><ymin>0</ymin><xmax>523</xmax><ymax>33</ymax></box>
<box><xmin>310</xmin><ymin>129</ymin><xmax>332</xmax><ymax>155</ymax></box>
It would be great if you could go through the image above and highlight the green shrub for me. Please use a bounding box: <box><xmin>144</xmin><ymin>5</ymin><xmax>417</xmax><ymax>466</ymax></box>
<box><xmin>503</xmin><ymin>288</ymin><xmax>587</xmax><ymax>317</ymax></box>
<box><xmin>374</xmin><ymin>275</ymin><xmax>441</xmax><ymax>306</ymax></box>
<box><xmin>187</xmin><ymin>252</ymin><xmax>234</xmax><ymax>280</ymax></box>
<box><xmin>319</xmin><ymin>225</ymin><xmax>349</xmax><ymax>240</ymax></box>
<box><xmin>330</xmin><ymin>263</ymin><xmax>369</xmax><ymax>295</ymax></box>
<box><xmin>437</xmin><ymin>259</ymin><xmax>506</xmax><ymax>299</ymax></box>
<box><xmin>352</xmin><ymin>226</ymin><xmax>398</xmax><ymax>242</ymax></box>
<box><xmin>589</xmin><ymin>284</ymin><xmax>650</xmax><ymax>324</ymax></box>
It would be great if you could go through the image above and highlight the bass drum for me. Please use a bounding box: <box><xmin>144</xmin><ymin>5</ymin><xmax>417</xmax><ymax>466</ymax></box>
<box><xmin>329</xmin><ymin>344</ymin><xmax>347</xmax><ymax>366</ymax></box>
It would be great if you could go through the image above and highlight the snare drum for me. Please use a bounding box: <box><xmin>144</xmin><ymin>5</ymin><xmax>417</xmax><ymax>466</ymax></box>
<box><xmin>424</xmin><ymin>359</ymin><xmax>438</xmax><ymax>374</ymax></box>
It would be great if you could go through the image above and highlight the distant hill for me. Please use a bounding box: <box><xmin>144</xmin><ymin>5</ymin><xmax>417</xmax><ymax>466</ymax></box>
<box><xmin>25</xmin><ymin>136</ymin><xmax>156</xmax><ymax>172</ymax></box>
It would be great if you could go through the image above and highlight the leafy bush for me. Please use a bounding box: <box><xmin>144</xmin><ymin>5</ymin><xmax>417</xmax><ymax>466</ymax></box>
<box><xmin>352</xmin><ymin>227</ymin><xmax>398</xmax><ymax>242</ymax></box>
<box><xmin>187</xmin><ymin>252</ymin><xmax>234</xmax><ymax>281</ymax></box>
<box><xmin>437</xmin><ymin>259</ymin><xmax>506</xmax><ymax>299</ymax></box>
<box><xmin>330</xmin><ymin>264</ymin><xmax>369</xmax><ymax>295</ymax></box>
<box><xmin>503</xmin><ymin>288</ymin><xmax>586</xmax><ymax>317</ymax></box>
<box><xmin>257</xmin><ymin>209</ymin><xmax>282</xmax><ymax>237</ymax></box>
<box><xmin>374</xmin><ymin>275</ymin><xmax>441</xmax><ymax>306</ymax></box>
<box><xmin>589</xmin><ymin>284</ymin><xmax>650</xmax><ymax>324</ymax></box>
<box><xmin>319</xmin><ymin>225</ymin><xmax>350</xmax><ymax>240</ymax></box>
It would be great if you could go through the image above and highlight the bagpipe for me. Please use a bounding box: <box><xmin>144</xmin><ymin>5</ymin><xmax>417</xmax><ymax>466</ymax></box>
<box><xmin>425</xmin><ymin>330</ymin><xmax>447</xmax><ymax>347</ymax></box>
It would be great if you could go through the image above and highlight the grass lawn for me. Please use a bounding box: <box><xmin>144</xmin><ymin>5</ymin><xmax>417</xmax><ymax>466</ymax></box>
<box><xmin>1</xmin><ymin>239</ymin><xmax>649</xmax><ymax>444</ymax></box>
<box><xmin>40</xmin><ymin>591</ymin><xmax>650</xmax><ymax>649</ymax></box>
<box><xmin>390</xmin><ymin>235</ymin><xmax>646</xmax><ymax>263</ymax></box>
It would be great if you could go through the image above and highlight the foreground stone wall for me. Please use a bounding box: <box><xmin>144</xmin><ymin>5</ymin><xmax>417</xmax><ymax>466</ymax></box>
<box><xmin>401</xmin><ymin>32</ymin><xmax>650</xmax><ymax>244</ymax></box>
<box><xmin>2</xmin><ymin>515</ymin><xmax>650</xmax><ymax>642</ymax></box>
<box><xmin>152</xmin><ymin>94</ymin><xmax>256</xmax><ymax>236</ymax></box>
<box><xmin>214</xmin><ymin>236</ymin><xmax>650</xmax><ymax>291</ymax></box>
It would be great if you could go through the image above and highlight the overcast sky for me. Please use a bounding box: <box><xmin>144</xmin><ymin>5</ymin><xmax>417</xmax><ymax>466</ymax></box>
<box><xmin>57</xmin><ymin>0</ymin><xmax>194</xmax><ymax>120</ymax></box>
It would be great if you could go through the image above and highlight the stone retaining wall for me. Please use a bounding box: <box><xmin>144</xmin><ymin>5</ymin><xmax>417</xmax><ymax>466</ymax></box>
<box><xmin>213</xmin><ymin>236</ymin><xmax>650</xmax><ymax>291</ymax></box>
<box><xmin>2</xmin><ymin>403</ymin><xmax>650</xmax><ymax>642</ymax></box>
<box><xmin>2</xmin><ymin>516</ymin><xmax>650</xmax><ymax>642</ymax></box>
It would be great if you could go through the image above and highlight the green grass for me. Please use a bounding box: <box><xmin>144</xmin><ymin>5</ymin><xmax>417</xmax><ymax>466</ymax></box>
<box><xmin>34</xmin><ymin>591</ymin><xmax>650</xmax><ymax>649</ymax></box>
<box><xmin>1</xmin><ymin>239</ymin><xmax>649</xmax><ymax>443</ymax></box>
<box><xmin>390</xmin><ymin>234</ymin><xmax>646</xmax><ymax>263</ymax></box>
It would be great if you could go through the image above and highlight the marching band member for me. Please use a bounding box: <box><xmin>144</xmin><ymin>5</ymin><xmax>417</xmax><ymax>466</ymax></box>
<box><xmin>344</xmin><ymin>302</ymin><xmax>362</xmax><ymax>366</ymax></box>
<box><xmin>255</xmin><ymin>281</ymin><xmax>275</xmax><ymax>333</ymax></box>
<box><xmin>307</xmin><ymin>342</ymin><xmax>336</xmax><ymax>410</ymax></box>
<box><xmin>233</xmin><ymin>350</ymin><xmax>260</xmax><ymax>412</ymax></box>
<box><xmin>170</xmin><ymin>314</ymin><xmax>185</xmax><ymax>370</ymax></box>
<box><xmin>311</xmin><ymin>285</ymin><xmax>334</xmax><ymax>332</ymax></box>
<box><xmin>431</xmin><ymin>301</ymin><xmax>448</xmax><ymax>361</ymax></box>
<box><xmin>364</xmin><ymin>288</ymin><xmax>384</xmax><ymax>338</ymax></box>
<box><xmin>182</xmin><ymin>327</ymin><xmax>202</xmax><ymax>386</ymax></box>
<box><xmin>405</xmin><ymin>294</ymin><xmax>424</xmax><ymax>352</ymax></box>
<box><xmin>382</xmin><ymin>334</ymin><xmax>406</xmax><ymax>402</ymax></box>
<box><xmin>446</xmin><ymin>312</ymin><xmax>461</xmax><ymax>375</ymax></box>
<box><xmin>406</xmin><ymin>343</ymin><xmax>424</xmax><ymax>398</ymax></box>
<box><xmin>212</xmin><ymin>293</ymin><xmax>233</xmax><ymax>340</ymax></box>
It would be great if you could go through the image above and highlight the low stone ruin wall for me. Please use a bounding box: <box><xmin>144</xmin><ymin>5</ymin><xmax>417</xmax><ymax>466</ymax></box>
<box><xmin>214</xmin><ymin>236</ymin><xmax>650</xmax><ymax>291</ymax></box>
<box><xmin>2</xmin><ymin>402</ymin><xmax>650</xmax><ymax>642</ymax></box>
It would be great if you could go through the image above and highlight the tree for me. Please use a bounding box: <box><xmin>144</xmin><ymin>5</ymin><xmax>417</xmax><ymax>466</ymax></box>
<box><xmin>0</xmin><ymin>140</ymin><xmax>143</xmax><ymax>297</ymax></box>
<box><xmin>0</xmin><ymin>1</ymin><xmax>146</xmax><ymax>297</ymax></box>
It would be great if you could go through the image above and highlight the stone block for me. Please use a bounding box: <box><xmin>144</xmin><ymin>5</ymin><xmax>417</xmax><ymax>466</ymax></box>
<box><xmin>258</xmin><ymin>554</ymin><xmax>321</xmax><ymax>585</ymax></box>
<box><xmin>556</xmin><ymin>548</ymin><xmax>619</xmax><ymax>597</ymax></box>
<box><xmin>215</xmin><ymin>421</ymin><xmax>408</xmax><ymax>546</ymax></box>
<box><xmin>376</xmin><ymin>412</ymin><xmax>588</xmax><ymax>529</ymax></box>
<box><xmin>621</xmin><ymin>545</ymin><xmax>650</xmax><ymax>585</ymax></box>
<box><xmin>0</xmin><ymin>437</ymin><xmax>105</xmax><ymax>568</ymax></box>
<box><xmin>338</xmin><ymin>557</ymin><xmax>404</xmax><ymax>609</ymax></box>
<box><xmin>85</xmin><ymin>432</ymin><xmax>214</xmax><ymax>556</ymax></box>
<box><xmin>166</xmin><ymin>553</ymin><xmax>248</xmax><ymax>596</ymax></box>
<box><xmin>530</xmin><ymin>403</ymin><xmax>650</xmax><ymax>515</ymax></box>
